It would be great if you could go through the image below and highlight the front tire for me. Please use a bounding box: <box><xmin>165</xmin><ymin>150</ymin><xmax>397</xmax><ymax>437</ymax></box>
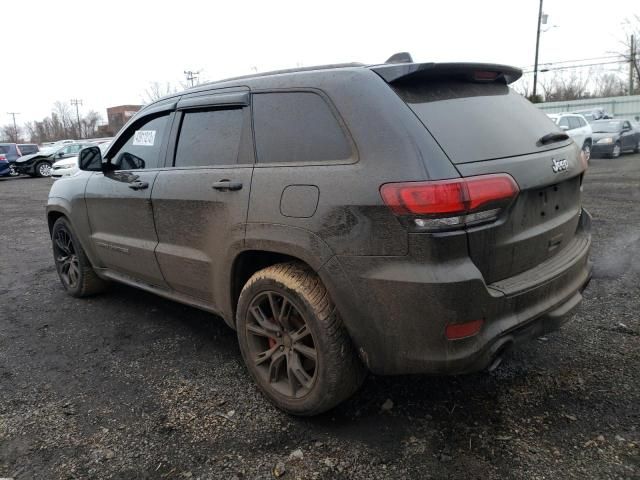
<box><xmin>34</xmin><ymin>161</ymin><xmax>52</xmax><ymax>177</ymax></box>
<box><xmin>610</xmin><ymin>142</ymin><xmax>621</xmax><ymax>159</ymax></box>
<box><xmin>51</xmin><ymin>217</ymin><xmax>108</xmax><ymax>297</ymax></box>
<box><xmin>581</xmin><ymin>141</ymin><xmax>591</xmax><ymax>162</ymax></box>
<box><xmin>236</xmin><ymin>262</ymin><xmax>365</xmax><ymax>416</ymax></box>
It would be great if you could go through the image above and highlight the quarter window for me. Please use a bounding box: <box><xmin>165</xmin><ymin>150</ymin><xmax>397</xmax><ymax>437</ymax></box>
<box><xmin>108</xmin><ymin>114</ymin><xmax>170</xmax><ymax>170</ymax></box>
<box><xmin>174</xmin><ymin>109</ymin><xmax>244</xmax><ymax>167</ymax></box>
<box><xmin>252</xmin><ymin>92</ymin><xmax>351</xmax><ymax>164</ymax></box>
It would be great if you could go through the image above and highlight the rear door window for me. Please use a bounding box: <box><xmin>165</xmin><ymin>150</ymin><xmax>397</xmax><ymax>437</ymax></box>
<box><xmin>174</xmin><ymin>109</ymin><xmax>244</xmax><ymax>167</ymax></box>
<box><xmin>568</xmin><ymin>117</ymin><xmax>581</xmax><ymax>130</ymax></box>
<box><xmin>252</xmin><ymin>92</ymin><xmax>351</xmax><ymax>164</ymax></box>
<box><xmin>393</xmin><ymin>80</ymin><xmax>570</xmax><ymax>163</ymax></box>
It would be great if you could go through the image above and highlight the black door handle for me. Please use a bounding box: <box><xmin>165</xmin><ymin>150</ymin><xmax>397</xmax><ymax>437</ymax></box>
<box><xmin>128</xmin><ymin>181</ymin><xmax>149</xmax><ymax>190</ymax></box>
<box><xmin>212</xmin><ymin>180</ymin><xmax>243</xmax><ymax>191</ymax></box>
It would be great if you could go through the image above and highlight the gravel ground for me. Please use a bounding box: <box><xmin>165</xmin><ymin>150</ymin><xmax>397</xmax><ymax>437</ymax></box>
<box><xmin>1</xmin><ymin>155</ymin><xmax>639</xmax><ymax>480</ymax></box>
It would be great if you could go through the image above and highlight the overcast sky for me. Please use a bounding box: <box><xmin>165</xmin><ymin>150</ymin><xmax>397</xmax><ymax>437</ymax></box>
<box><xmin>1</xmin><ymin>0</ymin><xmax>637</xmax><ymax>127</ymax></box>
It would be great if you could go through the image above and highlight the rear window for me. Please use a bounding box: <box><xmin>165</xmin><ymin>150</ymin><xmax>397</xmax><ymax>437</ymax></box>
<box><xmin>0</xmin><ymin>146</ymin><xmax>10</xmax><ymax>154</ymax></box>
<box><xmin>393</xmin><ymin>80</ymin><xmax>569</xmax><ymax>163</ymax></box>
<box><xmin>253</xmin><ymin>92</ymin><xmax>351</xmax><ymax>164</ymax></box>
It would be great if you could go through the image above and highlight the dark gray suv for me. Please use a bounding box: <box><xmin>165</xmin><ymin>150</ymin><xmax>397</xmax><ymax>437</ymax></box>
<box><xmin>46</xmin><ymin>56</ymin><xmax>592</xmax><ymax>415</ymax></box>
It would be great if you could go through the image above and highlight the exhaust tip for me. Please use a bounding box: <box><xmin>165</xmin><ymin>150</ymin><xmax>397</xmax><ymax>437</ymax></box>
<box><xmin>487</xmin><ymin>340</ymin><xmax>513</xmax><ymax>372</ymax></box>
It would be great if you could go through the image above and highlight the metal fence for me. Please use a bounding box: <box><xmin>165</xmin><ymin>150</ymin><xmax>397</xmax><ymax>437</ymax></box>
<box><xmin>536</xmin><ymin>95</ymin><xmax>640</xmax><ymax>120</ymax></box>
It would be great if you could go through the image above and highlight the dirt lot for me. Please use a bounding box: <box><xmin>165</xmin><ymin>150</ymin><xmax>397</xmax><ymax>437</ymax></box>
<box><xmin>1</xmin><ymin>155</ymin><xmax>639</xmax><ymax>480</ymax></box>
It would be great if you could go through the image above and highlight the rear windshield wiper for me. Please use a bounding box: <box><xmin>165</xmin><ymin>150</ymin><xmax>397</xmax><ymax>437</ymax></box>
<box><xmin>538</xmin><ymin>132</ymin><xmax>569</xmax><ymax>146</ymax></box>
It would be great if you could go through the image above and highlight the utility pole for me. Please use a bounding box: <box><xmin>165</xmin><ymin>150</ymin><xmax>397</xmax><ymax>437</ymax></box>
<box><xmin>184</xmin><ymin>70</ymin><xmax>200</xmax><ymax>88</ymax></box>
<box><xmin>70</xmin><ymin>99</ymin><xmax>83</xmax><ymax>139</ymax></box>
<box><xmin>6</xmin><ymin>112</ymin><xmax>20</xmax><ymax>142</ymax></box>
<box><xmin>630</xmin><ymin>34</ymin><xmax>636</xmax><ymax>96</ymax></box>
<box><xmin>532</xmin><ymin>0</ymin><xmax>544</xmax><ymax>100</ymax></box>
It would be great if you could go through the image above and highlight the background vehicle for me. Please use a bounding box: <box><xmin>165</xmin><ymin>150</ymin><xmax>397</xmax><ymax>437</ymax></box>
<box><xmin>590</xmin><ymin>119</ymin><xmax>640</xmax><ymax>158</ymax></box>
<box><xmin>547</xmin><ymin>113</ymin><xmax>593</xmax><ymax>160</ymax></box>
<box><xmin>572</xmin><ymin>108</ymin><xmax>612</xmax><ymax>122</ymax></box>
<box><xmin>47</xmin><ymin>58</ymin><xmax>591</xmax><ymax>415</ymax></box>
<box><xmin>15</xmin><ymin>142</ymin><xmax>92</xmax><ymax>177</ymax></box>
<box><xmin>0</xmin><ymin>143</ymin><xmax>24</xmax><ymax>176</ymax></box>
<box><xmin>52</xmin><ymin>141</ymin><xmax>111</xmax><ymax>179</ymax></box>
<box><xmin>0</xmin><ymin>154</ymin><xmax>12</xmax><ymax>177</ymax></box>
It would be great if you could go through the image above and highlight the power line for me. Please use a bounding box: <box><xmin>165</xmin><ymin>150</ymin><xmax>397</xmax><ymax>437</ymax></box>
<box><xmin>184</xmin><ymin>70</ymin><xmax>200</xmax><ymax>88</ymax></box>
<box><xmin>522</xmin><ymin>54</ymin><xmax>626</xmax><ymax>69</ymax></box>
<box><xmin>522</xmin><ymin>60</ymin><xmax>627</xmax><ymax>74</ymax></box>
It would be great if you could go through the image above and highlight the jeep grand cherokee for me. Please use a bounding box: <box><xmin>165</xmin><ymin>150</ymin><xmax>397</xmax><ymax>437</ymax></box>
<box><xmin>46</xmin><ymin>54</ymin><xmax>592</xmax><ymax>415</ymax></box>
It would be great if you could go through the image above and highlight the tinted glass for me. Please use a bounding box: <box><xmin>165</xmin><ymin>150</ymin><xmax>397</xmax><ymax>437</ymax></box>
<box><xmin>174</xmin><ymin>109</ymin><xmax>243</xmax><ymax>167</ymax></box>
<box><xmin>0</xmin><ymin>146</ymin><xmax>10</xmax><ymax>154</ymax></box>
<box><xmin>19</xmin><ymin>145</ymin><xmax>38</xmax><ymax>154</ymax></box>
<box><xmin>394</xmin><ymin>80</ymin><xmax>570</xmax><ymax>163</ymax></box>
<box><xmin>108</xmin><ymin>114</ymin><xmax>169</xmax><ymax>170</ymax></box>
<box><xmin>568</xmin><ymin>117</ymin><xmax>581</xmax><ymax>130</ymax></box>
<box><xmin>253</xmin><ymin>92</ymin><xmax>351</xmax><ymax>163</ymax></box>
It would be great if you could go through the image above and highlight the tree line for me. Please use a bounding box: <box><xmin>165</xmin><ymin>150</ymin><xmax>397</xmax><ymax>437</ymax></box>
<box><xmin>1</xmin><ymin>101</ymin><xmax>104</xmax><ymax>144</ymax></box>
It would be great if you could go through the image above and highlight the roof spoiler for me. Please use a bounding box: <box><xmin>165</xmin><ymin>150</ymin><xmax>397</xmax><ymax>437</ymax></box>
<box><xmin>371</xmin><ymin>62</ymin><xmax>522</xmax><ymax>85</ymax></box>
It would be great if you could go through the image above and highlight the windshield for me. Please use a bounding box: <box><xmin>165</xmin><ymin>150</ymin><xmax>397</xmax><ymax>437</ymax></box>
<box><xmin>592</xmin><ymin>121</ymin><xmax>622</xmax><ymax>133</ymax></box>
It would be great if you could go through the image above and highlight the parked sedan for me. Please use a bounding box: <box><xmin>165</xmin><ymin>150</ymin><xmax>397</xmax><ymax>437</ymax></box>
<box><xmin>14</xmin><ymin>143</ymin><xmax>92</xmax><ymax>177</ymax></box>
<box><xmin>52</xmin><ymin>141</ymin><xmax>111</xmax><ymax>179</ymax></box>
<box><xmin>590</xmin><ymin>119</ymin><xmax>640</xmax><ymax>158</ymax></box>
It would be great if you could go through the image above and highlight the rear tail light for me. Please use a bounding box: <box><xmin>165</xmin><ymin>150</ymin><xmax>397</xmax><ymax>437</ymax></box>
<box><xmin>445</xmin><ymin>319</ymin><xmax>484</xmax><ymax>340</ymax></box>
<box><xmin>380</xmin><ymin>174</ymin><xmax>519</xmax><ymax>231</ymax></box>
<box><xmin>0</xmin><ymin>154</ymin><xmax>6</xmax><ymax>161</ymax></box>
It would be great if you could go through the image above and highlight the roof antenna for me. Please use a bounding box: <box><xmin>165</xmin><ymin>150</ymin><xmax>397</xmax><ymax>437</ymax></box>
<box><xmin>385</xmin><ymin>52</ymin><xmax>413</xmax><ymax>64</ymax></box>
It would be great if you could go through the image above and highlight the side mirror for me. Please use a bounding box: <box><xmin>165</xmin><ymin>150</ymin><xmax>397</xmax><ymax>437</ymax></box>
<box><xmin>57</xmin><ymin>151</ymin><xmax>65</xmax><ymax>158</ymax></box>
<box><xmin>559</xmin><ymin>125</ymin><xmax>570</xmax><ymax>131</ymax></box>
<box><xmin>78</xmin><ymin>146</ymin><xmax>102</xmax><ymax>171</ymax></box>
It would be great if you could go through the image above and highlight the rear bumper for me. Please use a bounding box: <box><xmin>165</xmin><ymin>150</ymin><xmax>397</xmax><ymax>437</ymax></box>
<box><xmin>321</xmin><ymin>209</ymin><xmax>592</xmax><ymax>375</ymax></box>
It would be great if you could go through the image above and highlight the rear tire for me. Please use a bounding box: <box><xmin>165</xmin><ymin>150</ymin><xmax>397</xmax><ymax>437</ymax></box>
<box><xmin>634</xmin><ymin>139</ymin><xmax>640</xmax><ymax>154</ymax></box>
<box><xmin>51</xmin><ymin>217</ymin><xmax>108</xmax><ymax>297</ymax></box>
<box><xmin>34</xmin><ymin>161</ymin><xmax>52</xmax><ymax>178</ymax></box>
<box><xmin>236</xmin><ymin>262</ymin><xmax>366</xmax><ymax>416</ymax></box>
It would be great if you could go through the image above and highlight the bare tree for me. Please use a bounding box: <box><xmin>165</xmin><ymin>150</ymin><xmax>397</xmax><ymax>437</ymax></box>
<box><xmin>143</xmin><ymin>81</ymin><xmax>178</xmax><ymax>103</ymax></box>
<box><xmin>1</xmin><ymin>124</ymin><xmax>20</xmax><ymax>142</ymax></box>
<box><xmin>593</xmin><ymin>72</ymin><xmax>628</xmax><ymax>98</ymax></box>
<box><xmin>620</xmin><ymin>14</ymin><xmax>640</xmax><ymax>94</ymax></box>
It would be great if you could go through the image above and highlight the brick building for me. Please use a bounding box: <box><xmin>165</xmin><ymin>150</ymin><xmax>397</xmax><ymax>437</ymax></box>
<box><xmin>107</xmin><ymin>105</ymin><xmax>142</xmax><ymax>133</ymax></box>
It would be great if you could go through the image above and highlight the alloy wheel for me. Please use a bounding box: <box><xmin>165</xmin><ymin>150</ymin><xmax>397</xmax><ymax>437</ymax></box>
<box><xmin>53</xmin><ymin>227</ymin><xmax>80</xmax><ymax>288</ymax></box>
<box><xmin>245</xmin><ymin>291</ymin><xmax>318</xmax><ymax>399</ymax></box>
<box><xmin>39</xmin><ymin>162</ymin><xmax>52</xmax><ymax>177</ymax></box>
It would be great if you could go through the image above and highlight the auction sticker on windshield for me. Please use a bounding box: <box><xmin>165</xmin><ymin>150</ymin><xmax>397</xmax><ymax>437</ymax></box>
<box><xmin>133</xmin><ymin>130</ymin><xmax>156</xmax><ymax>146</ymax></box>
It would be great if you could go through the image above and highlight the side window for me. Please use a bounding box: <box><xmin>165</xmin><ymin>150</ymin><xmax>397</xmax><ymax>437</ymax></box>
<box><xmin>623</xmin><ymin>121</ymin><xmax>631</xmax><ymax>130</ymax></box>
<box><xmin>174</xmin><ymin>108</ymin><xmax>244</xmax><ymax>167</ymax></box>
<box><xmin>253</xmin><ymin>91</ymin><xmax>351</xmax><ymax>164</ymax></box>
<box><xmin>108</xmin><ymin>114</ymin><xmax>170</xmax><ymax>170</ymax></box>
<box><xmin>558</xmin><ymin>117</ymin><xmax>570</xmax><ymax>129</ymax></box>
<box><xmin>568</xmin><ymin>117</ymin><xmax>581</xmax><ymax>130</ymax></box>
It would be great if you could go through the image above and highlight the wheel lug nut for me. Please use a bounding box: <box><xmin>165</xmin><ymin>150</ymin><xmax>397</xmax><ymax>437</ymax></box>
<box><xmin>279</xmin><ymin>346</ymin><xmax>284</xmax><ymax>351</ymax></box>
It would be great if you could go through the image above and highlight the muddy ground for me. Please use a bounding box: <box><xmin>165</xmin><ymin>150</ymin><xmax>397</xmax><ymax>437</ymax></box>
<box><xmin>0</xmin><ymin>155</ymin><xmax>638</xmax><ymax>479</ymax></box>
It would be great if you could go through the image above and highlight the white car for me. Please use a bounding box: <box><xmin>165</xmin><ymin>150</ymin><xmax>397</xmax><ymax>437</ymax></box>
<box><xmin>51</xmin><ymin>141</ymin><xmax>111</xmax><ymax>179</ymax></box>
<box><xmin>51</xmin><ymin>155</ymin><xmax>79</xmax><ymax>179</ymax></box>
<box><xmin>547</xmin><ymin>113</ymin><xmax>593</xmax><ymax>160</ymax></box>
